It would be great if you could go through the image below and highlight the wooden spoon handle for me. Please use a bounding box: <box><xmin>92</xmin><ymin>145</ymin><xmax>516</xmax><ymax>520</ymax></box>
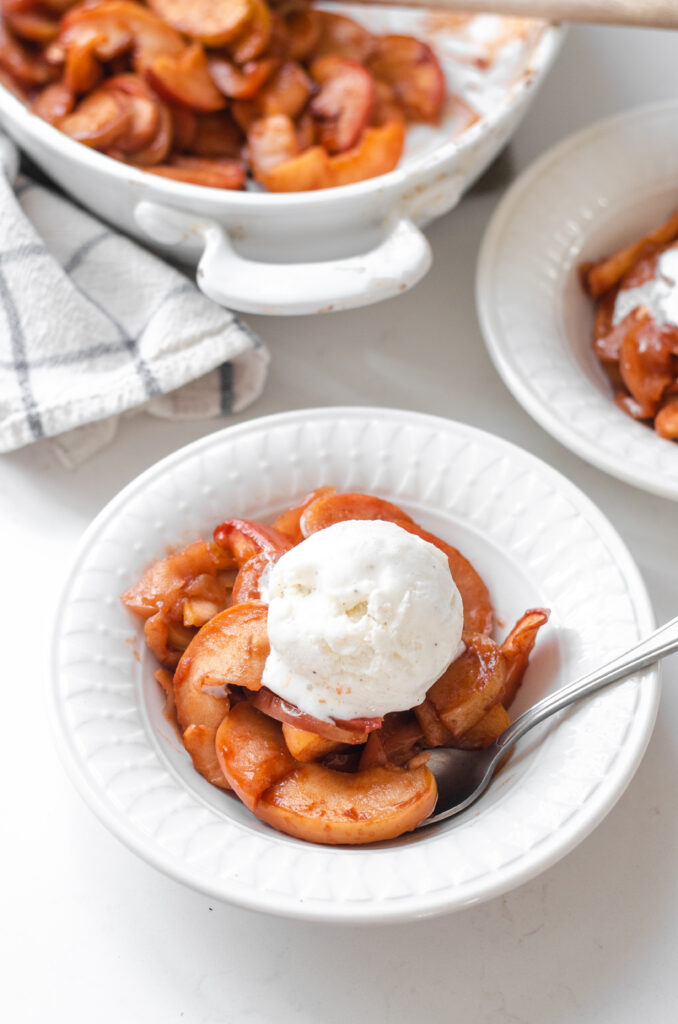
<box><xmin>350</xmin><ymin>0</ymin><xmax>678</xmax><ymax>29</ymax></box>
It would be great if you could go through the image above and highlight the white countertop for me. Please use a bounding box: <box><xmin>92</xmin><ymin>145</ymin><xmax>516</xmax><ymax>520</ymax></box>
<box><xmin>4</xmin><ymin>22</ymin><xmax>678</xmax><ymax>1024</ymax></box>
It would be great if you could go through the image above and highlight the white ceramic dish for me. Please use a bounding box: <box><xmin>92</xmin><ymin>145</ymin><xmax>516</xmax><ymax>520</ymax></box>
<box><xmin>0</xmin><ymin>6</ymin><xmax>562</xmax><ymax>315</ymax></box>
<box><xmin>50</xmin><ymin>407</ymin><xmax>659</xmax><ymax>923</ymax></box>
<box><xmin>477</xmin><ymin>100</ymin><xmax>678</xmax><ymax>501</ymax></box>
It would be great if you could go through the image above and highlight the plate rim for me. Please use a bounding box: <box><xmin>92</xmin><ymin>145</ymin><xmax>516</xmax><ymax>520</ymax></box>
<box><xmin>476</xmin><ymin>98</ymin><xmax>678</xmax><ymax>502</ymax></box>
<box><xmin>48</xmin><ymin>406</ymin><xmax>660</xmax><ymax>923</ymax></box>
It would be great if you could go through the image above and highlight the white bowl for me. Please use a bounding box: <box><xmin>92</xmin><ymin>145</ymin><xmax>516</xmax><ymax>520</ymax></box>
<box><xmin>50</xmin><ymin>407</ymin><xmax>659</xmax><ymax>923</ymax></box>
<box><xmin>0</xmin><ymin>5</ymin><xmax>562</xmax><ymax>314</ymax></box>
<box><xmin>477</xmin><ymin>100</ymin><xmax>678</xmax><ymax>501</ymax></box>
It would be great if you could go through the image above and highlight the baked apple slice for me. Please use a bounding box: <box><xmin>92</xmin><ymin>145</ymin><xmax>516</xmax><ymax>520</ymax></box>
<box><xmin>231</xmin><ymin>551</ymin><xmax>271</xmax><ymax>603</ymax></box>
<box><xmin>247</xmin><ymin>114</ymin><xmax>300</xmax><ymax>180</ymax></box>
<box><xmin>311</xmin><ymin>11</ymin><xmax>376</xmax><ymax>63</ymax></box>
<box><xmin>173</xmin><ymin>600</ymin><xmax>269</xmax><ymax>704</ymax></box>
<box><xmin>369</xmin><ymin>35</ymin><xmax>445</xmax><ymax>123</ymax></box>
<box><xmin>247</xmin><ymin>687</ymin><xmax>376</xmax><ymax>743</ymax></box>
<box><xmin>310</xmin><ymin>55</ymin><xmax>375</xmax><ymax>154</ymax></box>
<box><xmin>257</xmin><ymin>761</ymin><xmax>437</xmax><ymax>845</ymax></box>
<box><xmin>455</xmin><ymin>703</ymin><xmax>509</xmax><ymax>749</ymax></box>
<box><xmin>300</xmin><ymin>491</ymin><xmax>413</xmax><ymax>535</ymax></box>
<box><xmin>103</xmin><ymin>74</ymin><xmax>161</xmax><ymax>154</ymax></box>
<box><xmin>208</xmin><ymin>55</ymin><xmax>278</xmax><ymax>100</ymax></box>
<box><xmin>228</xmin><ymin>0</ymin><xmax>271</xmax><ymax>64</ymax></box>
<box><xmin>62</xmin><ymin>37</ymin><xmax>101</xmax><ymax>94</ymax></box>
<box><xmin>281</xmin><ymin>723</ymin><xmax>346</xmax><ymax>763</ymax></box>
<box><xmin>60</xmin><ymin>87</ymin><xmax>131</xmax><ymax>149</ymax></box>
<box><xmin>147</xmin><ymin>0</ymin><xmax>252</xmax><ymax>47</ymax></box>
<box><xmin>259</xmin><ymin>144</ymin><xmax>332</xmax><ymax>192</ymax></box>
<box><xmin>329</xmin><ymin>121</ymin><xmax>405</xmax><ymax>186</ymax></box>
<box><xmin>0</xmin><ymin>19</ymin><xmax>57</xmax><ymax>85</ymax></box>
<box><xmin>216</xmin><ymin>702</ymin><xmax>296</xmax><ymax>810</ymax></box>
<box><xmin>146</xmin><ymin>44</ymin><xmax>225</xmax><ymax>113</ymax></box>
<box><xmin>123</xmin><ymin>98</ymin><xmax>172</xmax><ymax>165</ymax></box>
<box><xmin>427</xmin><ymin>632</ymin><xmax>506</xmax><ymax>739</ymax></box>
<box><xmin>498</xmin><ymin>608</ymin><xmax>550</xmax><ymax>707</ymax></box>
<box><xmin>4</xmin><ymin>10</ymin><xmax>60</xmax><ymax>45</ymax></box>
<box><xmin>58</xmin><ymin>2</ymin><xmax>185</xmax><ymax>73</ymax></box>
<box><xmin>190</xmin><ymin>111</ymin><xmax>243</xmax><ymax>158</ymax></box>
<box><xmin>32</xmin><ymin>81</ymin><xmax>75</xmax><ymax>124</ymax></box>
<box><xmin>255</xmin><ymin>60</ymin><xmax>313</xmax><ymax>119</ymax></box>
<box><xmin>150</xmin><ymin>155</ymin><xmax>245</xmax><ymax>186</ymax></box>
<box><xmin>272</xmin><ymin>486</ymin><xmax>336</xmax><ymax>544</ymax></box>
<box><xmin>214</xmin><ymin>518</ymin><xmax>294</xmax><ymax>565</ymax></box>
<box><xmin>283</xmin><ymin>7</ymin><xmax>321</xmax><ymax>61</ymax></box>
<box><xmin>656</xmin><ymin>396</ymin><xmax>678</xmax><ymax>439</ymax></box>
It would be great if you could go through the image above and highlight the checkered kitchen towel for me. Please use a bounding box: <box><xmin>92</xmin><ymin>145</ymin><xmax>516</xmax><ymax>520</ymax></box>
<box><xmin>0</xmin><ymin>132</ymin><xmax>268</xmax><ymax>467</ymax></box>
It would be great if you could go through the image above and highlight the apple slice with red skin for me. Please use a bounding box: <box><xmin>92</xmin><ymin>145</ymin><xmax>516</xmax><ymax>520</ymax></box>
<box><xmin>310</xmin><ymin>55</ymin><xmax>375</xmax><ymax>154</ymax></box>
<box><xmin>497</xmin><ymin>609</ymin><xmax>550</xmax><ymax>708</ymax></box>
<box><xmin>214</xmin><ymin>518</ymin><xmax>294</xmax><ymax>565</ymax></box>
<box><xmin>208</xmin><ymin>55</ymin><xmax>278</xmax><ymax>100</ymax></box>
<box><xmin>247</xmin><ymin>687</ymin><xmax>380</xmax><ymax>743</ymax></box>
<box><xmin>369</xmin><ymin>34</ymin><xmax>445</xmax><ymax>123</ymax></box>
<box><xmin>231</xmin><ymin>551</ymin><xmax>272</xmax><ymax>603</ymax></box>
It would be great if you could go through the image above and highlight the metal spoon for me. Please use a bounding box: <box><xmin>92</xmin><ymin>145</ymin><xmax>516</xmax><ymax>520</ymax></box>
<box><xmin>420</xmin><ymin>615</ymin><xmax>678</xmax><ymax>827</ymax></box>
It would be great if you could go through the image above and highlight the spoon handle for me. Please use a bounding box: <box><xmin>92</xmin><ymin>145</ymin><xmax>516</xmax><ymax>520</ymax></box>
<box><xmin>497</xmin><ymin>614</ymin><xmax>678</xmax><ymax>751</ymax></box>
<box><xmin>346</xmin><ymin>0</ymin><xmax>678</xmax><ymax>30</ymax></box>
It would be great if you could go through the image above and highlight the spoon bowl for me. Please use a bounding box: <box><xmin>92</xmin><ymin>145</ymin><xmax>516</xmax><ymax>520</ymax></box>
<box><xmin>420</xmin><ymin>614</ymin><xmax>678</xmax><ymax>826</ymax></box>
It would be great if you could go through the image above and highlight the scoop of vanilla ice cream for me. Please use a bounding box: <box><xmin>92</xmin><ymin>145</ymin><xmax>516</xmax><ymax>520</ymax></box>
<box><xmin>259</xmin><ymin>519</ymin><xmax>464</xmax><ymax>722</ymax></box>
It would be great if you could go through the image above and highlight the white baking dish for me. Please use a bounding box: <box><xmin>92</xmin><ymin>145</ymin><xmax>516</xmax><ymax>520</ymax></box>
<box><xmin>0</xmin><ymin>5</ymin><xmax>563</xmax><ymax>315</ymax></box>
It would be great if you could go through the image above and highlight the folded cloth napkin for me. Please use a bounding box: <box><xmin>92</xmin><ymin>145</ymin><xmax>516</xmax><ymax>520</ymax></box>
<box><xmin>0</xmin><ymin>132</ymin><xmax>268</xmax><ymax>467</ymax></box>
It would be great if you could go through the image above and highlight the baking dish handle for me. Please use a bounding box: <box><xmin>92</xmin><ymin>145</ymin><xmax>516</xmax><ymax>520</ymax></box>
<box><xmin>134</xmin><ymin>200</ymin><xmax>431</xmax><ymax>315</ymax></box>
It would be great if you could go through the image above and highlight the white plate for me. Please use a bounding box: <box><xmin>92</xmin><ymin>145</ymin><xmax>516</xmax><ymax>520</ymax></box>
<box><xmin>50</xmin><ymin>407</ymin><xmax>659</xmax><ymax>923</ymax></box>
<box><xmin>477</xmin><ymin>100</ymin><xmax>678</xmax><ymax>501</ymax></box>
